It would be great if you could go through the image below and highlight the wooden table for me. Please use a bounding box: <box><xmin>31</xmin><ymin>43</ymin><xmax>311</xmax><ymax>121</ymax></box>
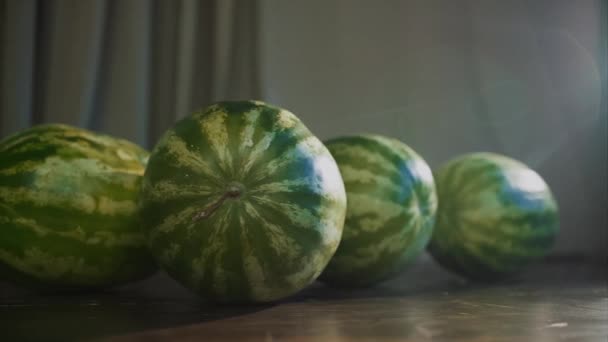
<box><xmin>1</xmin><ymin>256</ymin><xmax>606</xmax><ymax>341</ymax></box>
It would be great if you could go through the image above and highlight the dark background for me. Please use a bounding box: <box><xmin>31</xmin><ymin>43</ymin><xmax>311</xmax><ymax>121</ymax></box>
<box><xmin>1</xmin><ymin>0</ymin><xmax>606</xmax><ymax>291</ymax></box>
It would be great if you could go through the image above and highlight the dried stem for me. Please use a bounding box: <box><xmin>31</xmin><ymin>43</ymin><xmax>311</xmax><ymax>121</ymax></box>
<box><xmin>192</xmin><ymin>186</ymin><xmax>242</xmax><ymax>222</ymax></box>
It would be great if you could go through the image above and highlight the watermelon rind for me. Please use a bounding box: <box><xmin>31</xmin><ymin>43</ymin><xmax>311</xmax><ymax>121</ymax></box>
<box><xmin>319</xmin><ymin>134</ymin><xmax>438</xmax><ymax>288</ymax></box>
<box><xmin>140</xmin><ymin>101</ymin><xmax>347</xmax><ymax>303</ymax></box>
<box><xmin>0</xmin><ymin>124</ymin><xmax>156</xmax><ymax>289</ymax></box>
<box><xmin>428</xmin><ymin>152</ymin><xmax>559</xmax><ymax>280</ymax></box>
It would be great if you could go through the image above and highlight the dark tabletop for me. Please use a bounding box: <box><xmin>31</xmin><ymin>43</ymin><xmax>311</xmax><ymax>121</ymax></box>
<box><xmin>1</xmin><ymin>255</ymin><xmax>606</xmax><ymax>341</ymax></box>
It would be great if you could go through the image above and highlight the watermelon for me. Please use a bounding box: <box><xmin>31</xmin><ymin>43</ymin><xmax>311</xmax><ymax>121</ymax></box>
<box><xmin>319</xmin><ymin>135</ymin><xmax>438</xmax><ymax>287</ymax></box>
<box><xmin>428</xmin><ymin>152</ymin><xmax>559</xmax><ymax>280</ymax></box>
<box><xmin>0</xmin><ymin>124</ymin><xmax>156</xmax><ymax>289</ymax></box>
<box><xmin>140</xmin><ymin>101</ymin><xmax>347</xmax><ymax>303</ymax></box>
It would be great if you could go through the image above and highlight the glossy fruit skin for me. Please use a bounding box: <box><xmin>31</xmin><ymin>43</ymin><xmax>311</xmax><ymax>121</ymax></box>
<box><xmin>428</xmin><ymin>152</ymin><xmax>559</xmax><ymax>280</ymax></box>
<box><xmin>0</xmin><ymin>124</ymin><xmax>156</xmax><ymax>289</ymax></box>
<box><xmin>319</xmin><ymin>135</ymin><xmax>437</xmax><ymax>288</ymax></box>
<box><xmin>140</xmin><ymin>101</ymin><xmax>346</xmax><ymax>303</ymax></box>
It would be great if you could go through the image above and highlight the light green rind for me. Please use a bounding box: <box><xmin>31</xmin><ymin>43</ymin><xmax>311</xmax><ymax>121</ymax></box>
<box><xmin>428</xmin><ymin>152</ymin><xmax>559</xmax><ymax>280</ymax></box>
<box><xmin>140</xmin><ymin>101</ymin><xmax>347</xmax><ymax>303</ymax></box>
<box><xmin>319</xmin><ymin>135</ymin><xmax>438</xmax><ymax>287</ymax></box>
<box><xmin>0</xmin><ymin>124</ymin><xmax>156</xmax><ymax>289</ymax></box>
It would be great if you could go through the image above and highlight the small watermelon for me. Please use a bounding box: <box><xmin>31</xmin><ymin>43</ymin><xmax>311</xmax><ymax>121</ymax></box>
<box><xmin>319</xmin><ymin>135</ymin><xmax>437</xmax><ymax>287</ymax></box>
<box><xmin>0</xmin><ymin>124</ymin><xmax>156</xmax><ymax>289</ymax></box>
<box><xmin>428</xmin><ymin>152</ymin><xmax>559</xmax><ymax>280</ymax></box>
<box><xmin>140</xmin><ymin>101</ymin><xmax>346</xmax><ymax>303</ymax></box>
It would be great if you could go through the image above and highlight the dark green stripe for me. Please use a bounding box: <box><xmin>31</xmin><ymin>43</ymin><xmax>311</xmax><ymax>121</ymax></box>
<box><xmin>337</xmin><ymin>167</ymin><xmax>402</xmax><ymax>201</ymax></box>
<box><xmin>326</xmin><ymin>136</ymin><xmax>403</xmax><ymax>173</ymax></box>
<box><xmin>345</xmin><ymin>178</ymin><xmax>407</xmax><ymax>210</ymax></box>
<box><xmin>344</xmin><ymin>210</ymin><xmax>407</xmax><ymax>247</ymax></box>
<box><xmin>460</xmin><ymin>215</ymin><xmax>557</xmax><ymax>245</ymax></box>
<box><xmin>238</xmin><ymin>205</ymin><xmax>294</xmax><ymax>289</ymax></box>
<box><xmin>432</xmin><ymin>213</ymin><xmax>555</xmax><ymax>278</ymax></box>
<box><xmin>224</xmin><ymin>107</ymin><xmax>249</xmax><ymax>179</ymax></box>
<box><xmin>429</xmin><ymin>239</ymin><xmax>503</xmax><ymax>280</ymax></box>
<box><xmin>146</xmin><ymin>129</ymin><xmax>223</xmax><ymax>187</ymax></box>
<box><xmin>324</xmin><ymin>215</ymin><xmax>429</xmax><ymax>286</ymax></box>
<box><xmin>459</xmin><ymin>173</ymin><xmax>508</xmax><ymax>204</ymax></box>
<box><xmin>60</xmin><ymin>134</ymin><xmax>108</xmax><ymax>152</ymax></box>
<box><xmin>244</xmin><ymin>123</ymin><xmax>310</xmax><ymax>186</ymax></box>
<box><xmin>0</xmin><ymin>171</ymin><xmax>36</xmax><ymax>188</ymax></box>
<box><xmin>1</xmin><ymin>128</ymin><xmax>147</xmax><ymax>173</ymax></box>
<box><xmin>0</xmin><ymin>144</ymin><xmax>57</xmax><ymax>170</ymax></box>
<box><xmin>215</xmin><ymin>100</ymin><xmax>260</xmax><ymax>115</ymax></box>
<box><xmin>250</xmin><ymin>197</ymin><xmax>324</xmax><ymax>246</ymax></box>
<box><xmin>0</xmin><ymin>213</ymin><xmax>153</xmax><ymax>286</ymax></box>
<box><xmin>468</xmin><ymin>240</ymin><xmax>543</xmax><ymax>273</ymax></box>
<box><xmin>164</xmin><ymin>118</ymin><xmax>225</xmax><ymax>177</ymax></box>
<box><xmin>142</xmin><ymin>194</ymin><xmax>217</xmax><ymax>242</ymax></box>
<box><xmin>0</xmin><ymin>124</ymin><xmax>70</xmax><ymax>151</ymax></box>
<box><xmin>247</xmin><ymin>138</ymin><xmax>315</xmax><ymax>190</ymax></box>
<box><xmin>220</xmin><ymin>210</ymin><xmax>251</xmax><ymax>301</ymax></box>
<box><xmin>0</xmin><ymin>168</ymin><xmax>143</xmax><ymax>207</ymax></box>
<box><xmin>440</xmin><ymin>158</ymin><xmax>497</xmax><ymax>199</ymax></box>
<box><xmin>148</xmin><ymin>201</ymin><xmax>232</xmax><ymax>290</ymax></box>
<box><xmin>329</xmin><ymin>136</ymin><xmax>433</xmax><ymax>206</ymax></box>
<box><xmin>198</xmin><ymin>206</ymin><xmax>232</xmax><ymax>297</ymax></box>
<box><xmin>145</xmin><ymin>149</ymin><xmax>223</xmax><ymax>189</ymax></box>
<box><xmin>326</xmin><ymin>136</ymin><xmax>385</xmax><ymax>160</ymax></box>
<box><xmin>5</xmin><ymin>200</ymin><xmax>137</xmax><ymax>234</ymax></box>
<box><xmin>249</xmin><ymin>174</ymin><xmax>325</xmax><ymax>220</ymax></box>
<box><xmin>461</xmin><ymin>224</ymin><xmax>555</xmax><ymax>258</ymax></box>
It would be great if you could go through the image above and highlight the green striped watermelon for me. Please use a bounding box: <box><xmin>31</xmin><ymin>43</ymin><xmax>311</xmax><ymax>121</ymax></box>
<box><xmin>319</xmin><ymin>135</ymin><xmax>437</xmax><ymax>287</ymax></box>
<box><xmin>0</xmin><ymin>124</ymin><xmax>156</xmax><ymax>289</ymax></box>
<box><xmin>140</xmin><ymin>101</ymin><xmax>347</xmax><ymax>303</ymax></box>
<box><xmin>428</xmin><ymin>152</ymin><xmax>559</xmax><ymax>280</ymax></box>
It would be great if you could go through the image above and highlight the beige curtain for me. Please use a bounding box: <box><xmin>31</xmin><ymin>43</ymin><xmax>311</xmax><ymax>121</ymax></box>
<box><xmin>1</xmin><ymin>0</ymin><xmax>260</xmax><ymax>147</ymax></box>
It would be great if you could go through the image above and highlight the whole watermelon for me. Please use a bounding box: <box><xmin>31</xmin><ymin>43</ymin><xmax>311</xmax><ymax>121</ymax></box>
<box><xmin>319</xmin><ymin>135</ymin><xmax>437</xmax><ymax>287</ymax></box>
<box><xmin>428</xmin><ymin>152</ymin><xmax>559</xmax><ymax>280</ymax></box>
<box><xmin>140</xmin><ymin>101</ymin><xmax>347</xmax><ymax>303</ymax></box>
<box><xmin>0</xmin><ymin>124</ymin><xmax>156</xmax><ymax>289</ymax></box>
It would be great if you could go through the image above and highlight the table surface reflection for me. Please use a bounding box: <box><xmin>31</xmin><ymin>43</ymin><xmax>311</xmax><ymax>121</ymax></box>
<box><xmin>1</xmin><ymin>256</ymin><xmax>606</xmax><ymax>341</ymax></box>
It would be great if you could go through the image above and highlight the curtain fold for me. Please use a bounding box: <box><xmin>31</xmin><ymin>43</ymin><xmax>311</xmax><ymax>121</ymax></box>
<box><xmin>0</xmin><ymin>0</ymin><xmax>605</xmax><ymax>257</ymax></box>
<box><xmin>2</xmin><ymin>0</ymin><xmax>37</xmax><ymax>135</ymax></box>
<box><xmin>0</xmin><ymin>0</ymin><xmax>260</xmax><ymax>147</ymax></box>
